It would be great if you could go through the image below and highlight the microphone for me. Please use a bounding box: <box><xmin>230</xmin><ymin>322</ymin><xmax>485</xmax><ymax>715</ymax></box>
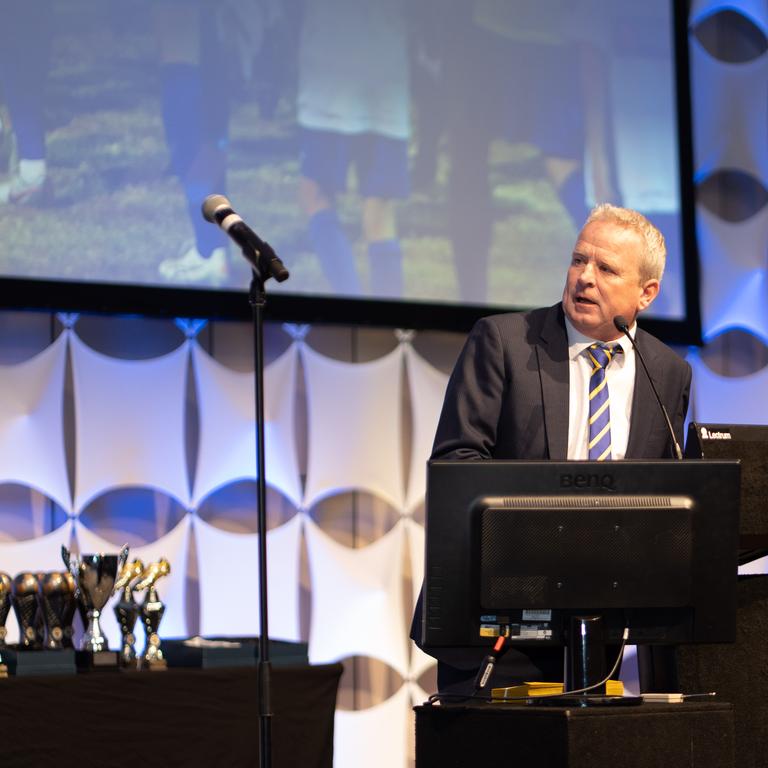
<box><xmin>613</xmin><ymin>315</ymin><xmax>683</xmax><ymax>460</ymax></box>
<box><xmin>202</xmin><ymin>194</ymin><xmax>289</xmax><ymax>282</ymax></box>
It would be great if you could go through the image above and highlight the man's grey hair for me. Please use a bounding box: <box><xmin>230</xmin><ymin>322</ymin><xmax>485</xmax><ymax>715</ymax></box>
<box><xmin>585</xmin><ymin>204</ymin><xmax>666</xmax><ymax>283</ymax></box>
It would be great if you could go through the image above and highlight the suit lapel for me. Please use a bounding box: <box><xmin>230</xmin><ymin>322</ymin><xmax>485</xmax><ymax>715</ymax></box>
<box><xmin>537</xmin><ymin>305</ymin><xmax>570</xmax><ymax>460</ymax></box>
<box><xmin>626</xmin><ymin>328</ymin><xmax>660</xmax><ymax>458</ymax></box>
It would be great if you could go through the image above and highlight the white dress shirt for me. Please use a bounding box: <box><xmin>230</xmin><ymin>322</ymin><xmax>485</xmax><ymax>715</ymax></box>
<box><xmin>565</xmin><ymin>316</ymin><xmax>637</xmax><ymax>460</ymax></box>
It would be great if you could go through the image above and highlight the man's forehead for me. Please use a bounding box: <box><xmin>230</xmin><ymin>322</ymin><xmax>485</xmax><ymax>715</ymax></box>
<box><xmin>573</xmin><ymin>221</ymin><xmax>642</xmax><ymax>263</ymax></box>
<box><xmin>572</xmin><ymin>239</ymin><xmax>624</xmax><ymax>261</ymax></box>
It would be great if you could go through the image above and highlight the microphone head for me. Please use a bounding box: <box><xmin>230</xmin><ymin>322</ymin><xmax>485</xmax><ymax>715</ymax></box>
<box><xmin>613</xmin><ymin>315</ymin><xmax>629</xmax><ymax>333</ymax></box>
<box><xmin>202</xmin><ymin>194</ymin><xmax>231</xmax><ymax>222</ymax></box>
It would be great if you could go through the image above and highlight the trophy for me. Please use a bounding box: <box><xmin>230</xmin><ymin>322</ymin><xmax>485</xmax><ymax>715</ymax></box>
<box><xmin>62</xmin><ymin>571</ymin><xmax>77</xmax><ymax>648</ymax></box>
<box><xmin>62</xmin><ymin>544</ymin><xmax>129</xmax><ymax>654</ymax></box>
<box><xmin>40</xmin><ymin>572</ymin><xmax>77</xmax><ymax>650</ymax></box>
<box><xmin>0</xmin><ymin>572</ymin><xmax>10</xmax><ymax>676</ymax></box>
<box><xmin>11</xmin><ymin>572</ymin><xmax>42</xmax><ymax>649</ymax></box>
<box><xmin>113</xmin><ymin>558</ymin><xmax>144</xmax><ymax>667</ymax></box>
<box><xmin>0</xmin><ymin>572</ymin><xmax>11</xmax><ymax>646</ymax></box>
<box><xmin>134</xmin><ymin>558</ymin><xmax>171</xmax><ymax>669</ymax></box>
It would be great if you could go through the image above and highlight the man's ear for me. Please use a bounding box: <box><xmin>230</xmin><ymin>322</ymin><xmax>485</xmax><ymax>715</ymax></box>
<box><xmin>638</xmin><ymin>279</ymin><xmax>660</xmax><ymax>311</ymax></box>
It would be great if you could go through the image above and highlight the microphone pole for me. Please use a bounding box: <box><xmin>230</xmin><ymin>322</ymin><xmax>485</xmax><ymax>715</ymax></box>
<box><xmin>613</xmin><ymin>315</ymin><xmax>683</xmax><ymax>460</ymax></box>
<box><xmin>252</xmin><ymin>262</ymin><xmax>273</xmax><ymax>768</ymax></box>
<box><xmin>203</xmin><ymin>197</ymin><xmax>290</xmax><ymax>768</ymax></box>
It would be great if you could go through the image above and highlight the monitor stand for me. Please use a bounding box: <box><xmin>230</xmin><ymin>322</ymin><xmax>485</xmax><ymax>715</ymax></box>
<box><xmin>559</xmin><ymin>616</ymin><xmax>643</xmax><ymax>706</ymax></box>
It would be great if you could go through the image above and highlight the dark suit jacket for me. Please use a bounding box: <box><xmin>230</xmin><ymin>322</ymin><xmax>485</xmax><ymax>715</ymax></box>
<box><xmin>413</xmin><ymin>303</ymin><xmax>692</xmax><ymax>681</ymax></box>
<box><xmin>431</xmin><ymin>303</ymin><xmax>691</xmax><ymax>462</ymax></box>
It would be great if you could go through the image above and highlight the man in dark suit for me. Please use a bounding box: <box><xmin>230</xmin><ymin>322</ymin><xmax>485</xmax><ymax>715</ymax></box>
<box><xmin>413</xmin><ymin>203</ymin><xmax>692</xmax><ymax>693</ymax></box>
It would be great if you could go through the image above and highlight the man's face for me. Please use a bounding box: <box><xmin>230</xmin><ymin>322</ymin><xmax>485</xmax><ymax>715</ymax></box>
<box><xmin>562</xmin><ymin>220</ymin><xmax>659</xmax><ymax>341</ymax></box>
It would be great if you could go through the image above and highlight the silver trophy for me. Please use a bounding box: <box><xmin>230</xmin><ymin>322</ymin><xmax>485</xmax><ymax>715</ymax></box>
<box><xmin>62</xmin><ymin>544</ymin><xmax>129</xmax><ymax>653</ymax></box>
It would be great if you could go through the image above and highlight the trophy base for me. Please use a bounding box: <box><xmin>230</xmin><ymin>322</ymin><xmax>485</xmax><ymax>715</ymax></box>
<box><xmin>163</xmin><ymin>638</ymin><xmax>255</xmax><ymax>669</ymax></box>
<box><xmin>2</xmin><ymin>648</ymin><xmax>76</xmax><ymax>676</ymax></box>
<box><xmin>75</xmin><ymin>650</ymin><xmax>120</xmax><ymax>673</ymax></box>
<box><xmin>140</xmin><ymin>657</ymin><xmax>168</xmax><ymax>672</ymax></box>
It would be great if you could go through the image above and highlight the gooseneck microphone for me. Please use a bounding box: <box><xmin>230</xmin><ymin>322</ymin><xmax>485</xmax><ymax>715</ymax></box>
<box><xmin>613</xmin><ymin>315</ymin><xmax>683</xmax><ymax>460</ymax></box>
<box><xmin>202</xmin><ymin>194</ymin><xmax>289</xmax><ymax>282</ymax></box>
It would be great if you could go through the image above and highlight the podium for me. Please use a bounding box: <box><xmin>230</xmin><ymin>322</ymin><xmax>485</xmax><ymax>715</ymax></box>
<box><xmin>677</xmin><ymin>574</ymin><xmax>768</xmax><ymax>768</ymax></box>
<box><xmin>414</xmin><ymin>702</ymin><xmax>734</xmax><ymax>768</ymax></box>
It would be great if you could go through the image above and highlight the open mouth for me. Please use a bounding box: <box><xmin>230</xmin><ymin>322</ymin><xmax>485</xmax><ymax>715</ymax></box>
<box><xmin>575</xmin><ymin>296</ymin><xmax>597</xmax><ymax>306</ymax></box>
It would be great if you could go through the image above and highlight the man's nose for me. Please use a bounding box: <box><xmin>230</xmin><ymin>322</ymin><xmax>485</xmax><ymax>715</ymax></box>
<box><xmin>577</xmin><ymin>262</ymin><xmax>596</xmax><ymax>284</ymax></box>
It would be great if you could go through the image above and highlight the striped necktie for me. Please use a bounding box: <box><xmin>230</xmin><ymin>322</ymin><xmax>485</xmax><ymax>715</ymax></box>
<box><xmin>587</xmin><ymin>343</ymin><xmax>623</xmax><ymax>461</ymax></box>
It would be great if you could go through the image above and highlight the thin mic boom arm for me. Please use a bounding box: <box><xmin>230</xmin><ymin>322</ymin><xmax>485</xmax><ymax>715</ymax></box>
<box><xmin>613</xmin><ymin>315</ymin><xmax>683</xmax><ymax>460</ymax></box>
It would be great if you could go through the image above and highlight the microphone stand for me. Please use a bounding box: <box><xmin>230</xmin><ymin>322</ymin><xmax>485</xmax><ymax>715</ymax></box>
<box><xmin>204</xmin><ymin>201</ymin><xmax>289</xmax><ymax>768</ymax></box>
<box><xmin>613</xmin><ymin>316</ymin><xmax>683</xmax><ymax>460</ymax></box>
<box><xmin>249</xmin><ymin>264</ymin><xmax>273</xmax><ymax>768</ymax></box>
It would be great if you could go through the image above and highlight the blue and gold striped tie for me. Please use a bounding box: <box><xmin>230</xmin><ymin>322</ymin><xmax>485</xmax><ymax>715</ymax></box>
<box><xmin>587</xmin><ymin>343</ymin><xmax>622</xmax><ymax>461</ymax></box>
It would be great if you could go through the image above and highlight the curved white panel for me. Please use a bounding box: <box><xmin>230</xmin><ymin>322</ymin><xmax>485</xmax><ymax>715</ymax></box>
<box><xmin>0</xmin><ymin>522</ymin><xmax>73</xmax><ymax>645</ymax></box>
<box><xmin>196</xmin><ymin>513</ymin><xmax>302</xmax><ymax>641</ymax></box>
<box><xmin>404</xmin><ymin>346</ymin><xmax>448</xmax><ymax>512</ymax></box>
<box><xmin>688</xmin><ymin>348</ymin><xmax>768</xmax><ymax>424</ymax></box>
<box><xmin>74</xmin><ymin>516</ymin><xmax>191</xmax><ymax>648</ymax></box>
<box><xmin>334</xmin><ymin>684</ymin><xmax>410</xmax><ymax>768</ymax></box>
<box><xmin>0</xmin><ymin>333</ymin><xmax>70</xmax><ymax>512</ymax></box>
<box><xmin>410</xmin><ymin>642</ymin><xmax>438</xmax><ymax>685</ymax></box>
<box><xmin>70</xmin><ymin>334</ymin><xmax>190</xmax><ymax>513</ymax></box>
<box><xmin>697</xmin><ymin>205</ymin><xmax>768</xmax><ymax>342</ymax></box>
<box><xmin>191</xmin><ymin>342</ymin><xmax>301</xmax><ymax>508</ymax></box>
<box><xmin>305</xmin><ymin>516</ymin><xmax>408</xmax><ymax>677</ymax></box>
<box><xmin>690</xmin><ymin>0</ymin><xmax>768</xmax><ymax>37</ymax></box>
<box><xmin>691</xmin><ymin>39</ymin><xmax>768</xmax><ymax>180</ymax></box>
<box><xmin>302</xmin><ymin>344</ymin><xmax>404</xmax><ymax>509</ymax></box>
<box><xmin>408</xmin><ymin>681</ymin><xmax>432</xmax><ymax>707</ymax></box>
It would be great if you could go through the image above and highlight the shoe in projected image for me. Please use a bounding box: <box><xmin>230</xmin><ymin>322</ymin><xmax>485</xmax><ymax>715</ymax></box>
<box><xmin>0</xmin><ymin>174</ymin><xmax>49</xmax><ymax>207</ymax></box>
<box><xmin>158</xmin><ymin>245</ymin><xmax>228</xmax><ymax>285</ymax></box>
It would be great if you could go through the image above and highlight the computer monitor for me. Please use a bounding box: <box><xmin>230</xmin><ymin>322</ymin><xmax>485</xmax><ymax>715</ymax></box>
<box><xmin>422</xmin><ymin>460</ymin><xmax>740</xmax><ymax>651</ymax></box>
<box><xmin>685</xmin><ymin>423</ymin><xmax>768</xmax><ymax>562</ymax></box>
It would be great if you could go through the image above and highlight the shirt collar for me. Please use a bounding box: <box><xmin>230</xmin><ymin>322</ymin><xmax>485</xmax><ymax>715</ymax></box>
<box><xmin>564</xmin><ymin>315</ymin><xmax>636</xmax><ymax>362</ymax></box>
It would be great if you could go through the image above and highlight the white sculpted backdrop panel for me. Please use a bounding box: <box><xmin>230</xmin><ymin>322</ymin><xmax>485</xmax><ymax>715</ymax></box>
<box><xmin>191</xmin><ymin>342</ymin><xmax>302</xmax><ymax>508</ymax></box>
<box><xmin>0</xmin><ymin>332</ymin><xmax>70</xmax><ymax>512</ymax></box>
<box><xmin>70</xmin><ymin>334</ymin><xmax>191</xmax><ymax>513</ymax></box>
<box><xmin>302</xmin><ymin>343</ymin><xmax>405</xmax><ymax>509</ymax></box>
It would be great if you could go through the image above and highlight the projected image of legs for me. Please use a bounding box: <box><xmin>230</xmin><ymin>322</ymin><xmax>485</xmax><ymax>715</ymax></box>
<box><xmin>0</xmin><ymin>3</ymin><xmax>53</xmax><ymax>207</ymax></box>
<box><xmin>154</xmin><ymin>3</ymin><xmax>230</xmax><ymax>286</ymax></box>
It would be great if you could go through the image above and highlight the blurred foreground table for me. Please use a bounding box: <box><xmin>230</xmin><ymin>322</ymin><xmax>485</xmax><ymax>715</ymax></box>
<box><xmin>0</xmin><ymin>663</ymin><xmax>342</xmax><ymax>767</ymax></box>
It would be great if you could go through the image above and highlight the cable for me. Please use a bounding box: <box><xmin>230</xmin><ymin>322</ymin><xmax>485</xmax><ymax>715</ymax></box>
<box><xmin>426</xmin><ymin>628</ymin><xmax>630</xmax><ymax>705</ymax></box>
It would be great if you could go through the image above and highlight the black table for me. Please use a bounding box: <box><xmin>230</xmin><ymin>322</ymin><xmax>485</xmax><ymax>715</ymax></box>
<box><xmin>415</xmin><ymin>701</ymin><xmax>734</xmax><ymax>768</ymax></box>
<box><xmin>0</xmin><ymin>663</ymin><xmax>342</xmax><ymax>768</ymax></box>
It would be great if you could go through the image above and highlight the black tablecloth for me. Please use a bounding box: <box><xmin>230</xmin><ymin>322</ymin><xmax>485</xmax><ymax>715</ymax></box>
<box><xmin>0</xmin><ymin>663</ymin><xmax>342</xmax><ymax>768</ymax></box>
<box><xmin>415</xmin><ymin>701</ymin><xmax>735</xmax><ymax>768</ymax></box>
